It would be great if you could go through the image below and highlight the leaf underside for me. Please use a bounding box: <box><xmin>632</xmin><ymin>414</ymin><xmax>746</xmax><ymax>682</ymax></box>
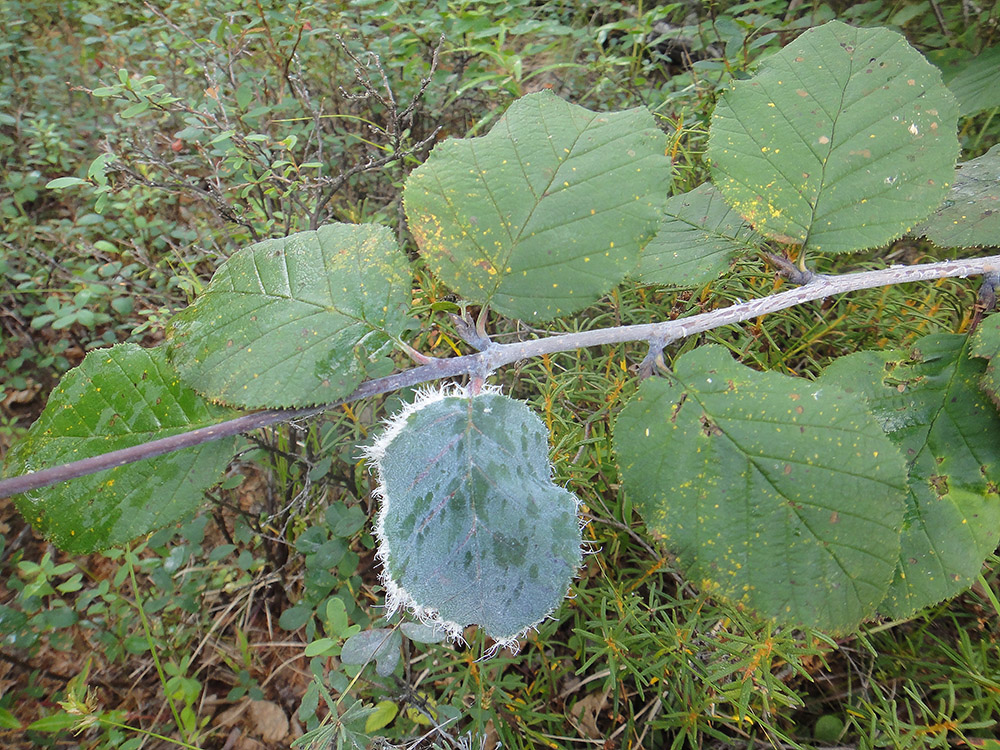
<box><xmin>637</xmin><ymin>181</ymin><xmax>765</xmax><ymax>286</ymax></box>
<box><xmin>3</xmin><ymin>344</ymin><xmax>237</xmax><ymax>553</ymax></box>
<box><xmin>709</xmin><ymin>20</ymin><xmax>959</xmax><ymax>254</ymax></box>
<box><xmin>370</xmin><ymin>388</ymin><xmax>582</xmax><ymax>644</ymax></box>
<box><xmin>403</xmin><ymin>90</ymin><xmax>672</xmax><ymax>321</ymax></box>
<box><xmin>916</xmin><ymin>143</ymin><xmax>1000</xmax><ymax>248</ymax></box>
<box><xmin>614</xmin><ymin>345</ymin><xmax>908</xmax><ymax>632</ymax></box>
<box><xmin>167</xmin><ymin>223</ymin><xmax>412</xmax><ymax>409</ymax></box>
<box><xmin>819</xmin><ymin>334</ymin><xmax>1000</xmax><ymax>619</ymax></box>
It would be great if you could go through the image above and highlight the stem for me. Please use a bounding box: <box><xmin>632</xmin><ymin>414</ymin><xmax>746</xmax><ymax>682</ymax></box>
<box><xmin>2</xmin><ymin>254</ymin><xmax>999</xmax><ymax>500</ymax></box>
<box><xmin>126</xmin><ymin>544</ymin><xmax>189</xmax><ymax>742</ymax></box>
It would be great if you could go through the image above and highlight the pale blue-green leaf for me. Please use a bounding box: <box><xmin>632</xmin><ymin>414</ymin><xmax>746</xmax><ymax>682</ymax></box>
<box><xmin>370</xmin><ymin>388</ymin><xmax>582</xmax><ymax>644</ymax></box>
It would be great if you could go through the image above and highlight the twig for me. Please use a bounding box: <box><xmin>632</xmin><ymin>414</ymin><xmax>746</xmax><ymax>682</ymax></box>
<box><xmin>2</xmin><ymin>254</ymin><xmax>999</xmax><ymax>499</ymax></box>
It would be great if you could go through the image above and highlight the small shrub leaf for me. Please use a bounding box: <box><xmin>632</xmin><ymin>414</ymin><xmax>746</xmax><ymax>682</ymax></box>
<box><xmin>614</xmin><ymin>345</ymin><xmax>908</xmax><ymax>632</ymax></box>
<box><xmin>915</xmin><ymin>144</ymin><xmax>1000</xmax><ymax>248</ymax></box>
<box><xmin>365</xmin><ymin>387</ymin><xmax>582</xmax><ymax>646</ymax></box>
<box><xmin>403</xmin><ymin>90</ymin><xmax>671</xmax><ymax>321</ymax></box>
<box><xmin>3</xmin><ymin>344</ymin><xmax>238</xmax><ymax>553</ymax></box>
<box><xmin>708</xmin><ymin>20</ymin><xmax>959</xmax><ymax>254</ymax></box>
<box><xmin>167</xmin><ymin>223</ymin><xmax>412</xmax><ymax>408</ymax></box>
<box><xmin>637</xmin><ymin>182</ymin><xmax>765</xmax><ymax>285</ymax></box>
<box><xmin>819</xmin><ymin>334</ymin><xmax>1000</xmax><ymax>618</ymax></box>
<box><xmin>340</xmin><ymin>628</ymin><xmax>402</xmax><ymax>677</ymax></box>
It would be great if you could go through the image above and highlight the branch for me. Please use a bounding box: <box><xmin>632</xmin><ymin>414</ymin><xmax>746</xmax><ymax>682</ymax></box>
<box><xmin>2</xmin><ymin>254</ymin><xmax>998</xmax><ymax>499</ymax></box>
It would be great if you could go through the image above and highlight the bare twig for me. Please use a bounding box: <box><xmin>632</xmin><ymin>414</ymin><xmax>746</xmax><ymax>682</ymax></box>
<box><xmin>2</xmin><ymin>254</ymin><xmax>999</xmax><ymax>499</ymax></box>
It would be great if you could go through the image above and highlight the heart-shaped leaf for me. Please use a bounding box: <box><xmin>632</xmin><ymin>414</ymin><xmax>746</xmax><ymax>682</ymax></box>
<box><xmin>3</xmin><ymin>344</ymin><xmax>238</xmax><ymax>553</ymax></box>
<box><xmin>365</xmin><ymin>387</ymin><xmax>582</xmax><ymax>647</ymax></box>
<box><xmin>820</xmin><ymin>334</ymin><xmax>1000</xmax><ymax>618</ymax></box>
<box><xmin>637</xmin><ymin>182</ymin><xmax>765</xmax><ymax>286</ymax></box>
<box><xmin>709</xmin><ymin>20</ymin><xmax>959</xmax><ymax>254</ymax></box>
<box><xmin>167</xmin><ymin>223</ymin><xmax>412</xmax><ymax>408</ymax></box>
<box><xmin>403</xmin><ymin>90</ymin><xmax>672</xmax><ymax>321</ymax></box>
<box><xmin>614</xmin><ymin>345</ymin><xmax>908</xmax><ymax>632</ymax></box>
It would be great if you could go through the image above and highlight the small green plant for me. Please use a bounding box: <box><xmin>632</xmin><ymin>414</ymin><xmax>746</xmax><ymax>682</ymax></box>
<box><xmin>3</xmin><ymin>14</ymin><xmax>1000</xmax><ymax>746</ymax></box>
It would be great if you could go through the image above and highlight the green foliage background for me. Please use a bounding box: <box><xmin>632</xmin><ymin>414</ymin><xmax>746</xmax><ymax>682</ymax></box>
<box><xmin>1</xmin><ymin>0</ymin><xmax>999</xmax><ymax>748</ymax></box>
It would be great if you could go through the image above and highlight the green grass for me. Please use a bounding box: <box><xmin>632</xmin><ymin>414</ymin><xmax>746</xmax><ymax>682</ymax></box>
<box><xmin>2</xmin><ymin>0</ymin><xmax>1000</xmax><ymax>748</ymax></box>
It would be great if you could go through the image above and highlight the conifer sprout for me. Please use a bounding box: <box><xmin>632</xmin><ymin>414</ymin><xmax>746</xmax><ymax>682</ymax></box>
<box><xmin>362</xmin><ymin>384</ymin><xmax>583</xmax><ymax>650</ymax></box>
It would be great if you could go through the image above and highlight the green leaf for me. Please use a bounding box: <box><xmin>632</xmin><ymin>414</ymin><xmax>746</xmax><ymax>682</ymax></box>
<box><xmin>403</xmin><ymin>90</ymin><xmax>671</xmax><ymax>321</ymax></box>
<box><xmin>3</xmin><ymin>344</ymin><xmax>238</xmax><ymax>553</ymax></box>
<box><xmin>637</xmin><ymin>182</ymin><xmax>765</xmax><ymax>286</ymax></box>
<box><xmin>364</xmin><ymin>700</ymin><xmax>398</xmax><ymax>733</ymax></box>
<box><xmin>819</xmin><ymin>334</ymin><xmax>1000</xmax><ymax>618</ymax></box>
<box><xmin>971</xmin><ymin>312</ymin><xmax>1000</xmax><ymax>406</ymax></box>
<box><xmin>0</xmin><ymin>707</ymin><xmax>21</xmax><ymax>730</ymax></box>
<box><xmin>614</xmin><ymin>345</ymin><xmax>907</xmax><ymax>632</ymax></box>
<box><xmin>303</xmin><ymin>637</ymin><xmax>337</xmax><ymax>657</ymax></box>
<box><xmin>366</xmin><ymin>387</ymin><xmax>582</xmax><ymax>645</ymax></box>
<box><xmin>708</xmin><ymin>20</ymin><xmax>959</xmax><ymax>254</ymax></box>
<box><xmin>929</xmin><ymin>46</ymin><xmax>1000</xmax><ymax>117</ymax></box>
<box><xmin>26</xmin><ymin>712</ymin><xmax>81</xmax><ymax>732</ymax></box>
<box><xmin>167</xmin><ymin>223</ymin><xmax>412</xmax><ymax>408</ymax></box>
<box><xmin>340</xmin><ymin>628</ymin><xmax>402</xmax><ymax>677</ymax></box>
<box><xmin>45</xmin><ymin>177</ymin><xmax>88</xmax><ymax>189</ymax></box>
<box><xmin>915</xmin><ymin>144</ymin><xmax>1000</xmax><ymax>248</ymax></box>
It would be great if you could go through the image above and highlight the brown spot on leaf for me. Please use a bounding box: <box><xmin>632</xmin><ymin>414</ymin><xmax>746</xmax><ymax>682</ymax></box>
<box><xmin>700</xmin><ymin>415</ymin><xmax>723</xmax><ymax>437</ymax></box>
<box><xmin>928</xmin><ymin>473</ymin><xmax>949</xmax><ymax>497</ymax></box>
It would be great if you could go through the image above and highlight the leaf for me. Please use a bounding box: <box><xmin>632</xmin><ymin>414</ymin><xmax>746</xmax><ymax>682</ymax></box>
<box><xmin>971</xmin><ymin>312</ymin><xmax>1000</xmax><ymax>405</ymax></box>
<box><xmin>365</xmin><ymin>387</ymin><xmax>582</xmax><ymax>646</ymax></box>
<box><xmin>819</xmin><ymin>334</ymin><xmax>1000</xmax><ymax>618</ymax></box>
<box><xmin>403</xmin><ymin>90</ymin><xmax>671</xmax><ymax>321</ymax></box>
<box><xmin>26</xmin><ymin>712</ymin><xmax>79</xmax><ymax>732</ymax></box>
<box><xmin>614</xmin><ymin>345</ymin><xmax>908</xmax><ymax>632</ymax></box>
<box><xmin>45</xmin><ymin>176</ymin><xmax>88</xmax><ymax>189</ymax></box>
<box><xmin>400</xmin><ymin>621</ymin><xmax>449</xmax><ymax>643</ymax></box>
<box><xmin>3</xmin><ymin>344</ymin><xmax>237</xmax><ymax>553</ymax></box>
<box><xmin>637</xmin><ymin>182</ymin><xmax>765</xmax><ymax>285</ymax></box>
<box><xmin>708</xmin><ymin>20</ymin><xmax>959</xmax><ymax>255</ymax></box>
<box><xmin>915</xmin><ymin>144</ymin><xmax>1000</xmax><ymax>248</ymax></box>
<box><xmin>364</xmin><ymin>700</ymin><xmax>398</xmax><ymax>734</ymax></box>
<box><xmin>167</xmin><ymin>223</ymin><xmax>412</xmax><ymax>408</ymax></box>
<box><xmin>929</xmin><ymin>46</ymin><xmax>1000</xmax><ymax>117</ymax></box>
<box><xmin>340</xmin><ymin>628</ymin><xmax>402</xmax><ymax>677</ymax></box>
